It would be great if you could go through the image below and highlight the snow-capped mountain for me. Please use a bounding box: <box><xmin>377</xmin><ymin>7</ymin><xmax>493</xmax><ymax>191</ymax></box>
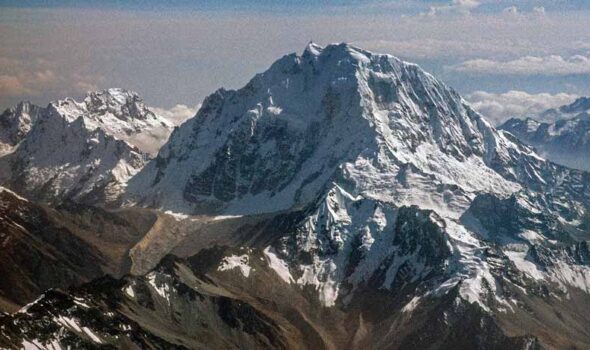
<box><xmin>536</xmin><ymin>96</ymin><xmax>590</xmax><ymax>122</ymax></box>
<box><xmin>0</xmin><ymin>102</ymin><xmax>45</xmax><ymax>155</ymax></box>
<box><xmin>500</xmin><ymin>100</ymin><xmax>590</xmax><ymax>171</ymax></box>
<box><xmin>127</xmin><ymin>43</ymin><xmax>590</xmax><ymax>344</ymax></box>
<box><xmin>128</xmin><ymin>43</ymin><xmax>539</xmax><ymax>214</ymax></box>
<box><xmin>4</xmin><ymin>44</ymin><xmax>590</xmax><ymax>349</ymax></box>
<box><xmin>45</xmin><ymin>88</ymin><xmax>174</xmax><ymax>155</ymax></box>
<box><xmin>0</xmin><ymin>89</ymin><xmax>173</xmax><ymax>205</ymax></box>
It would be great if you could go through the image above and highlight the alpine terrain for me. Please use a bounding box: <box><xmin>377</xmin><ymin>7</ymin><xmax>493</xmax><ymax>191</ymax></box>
<box><xmin>0</xmin><ymin>88</ymin><xmax>174</xmax><ymax>206</ymax></box>
<box><xmin>500</xmin><ymin>97</ymin><xmax>590</xmax><ymax>172</ymax></box>
<box><xmin>2</xmin><ymin>43</ymin><xmax>590</xmax><ymax>349</ymax></box>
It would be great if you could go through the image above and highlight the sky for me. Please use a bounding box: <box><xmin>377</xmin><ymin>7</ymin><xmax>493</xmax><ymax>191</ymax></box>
<box><xmin>1</xmin><ymin>0</ymin><xmax>590</xmax><ymax>124</ymax></box>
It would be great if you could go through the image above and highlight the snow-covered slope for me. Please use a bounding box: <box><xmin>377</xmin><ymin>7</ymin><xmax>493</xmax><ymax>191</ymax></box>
<box><xmin>500</xmin><ymin>102</ymin><xmax>590</xmax><ymax>171</ymax></box>
<box><xmin>126</xmin><ymin>43</ymin><xmax>590</xmax><ymax>313</ymax></box>
<box><xmin>0</xmin><ymin>102</ymin><xmax>45</xmax><ymax>155</ymax></box>
<box><xmin>0</xmin><ymin>89</ymin><xmax>173</xmax><ymax>205</ymax></box>
<box><xmin>127</xmin><ymin>43</ymin><xmax>545</xmax><ymax>215</ymax></box>
<box><xmin>48</xmin><ymin>88</ymin><xmax>174</xmax><ymax>155</ymax></box>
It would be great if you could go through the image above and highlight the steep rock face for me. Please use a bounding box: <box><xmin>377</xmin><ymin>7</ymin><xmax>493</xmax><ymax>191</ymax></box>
<box><xmin>462</xmin><ymin>190</ymin><xmax>590</xmax><ymax>295</ymax></box>
<box><xmin>0</xmin><ymin>111</ymin><xmax>146</xmax><ymax>204</ymax></box>
<box><xmin>0</xmin><ymin>102</ymin><xmax>45</xmax><ymax>155</ymax></box>
<box><xmin>128</xmin><ymin>43</ymin><xmax>555</xmax><ymax>216</ymax></box>
<box><xmin>271</xmin><ymin>185</ymin><xmax>453</xmax><ymax>307</ymax></box>
<box><xmin>500</xmin><ymin>111</ymin><xmax>590</xmax><ymax>171</ymax></box>
<box><xmin>0</xmin><ymin>89</ymin><xmax>172</xmax><ymax>205</ymax></box>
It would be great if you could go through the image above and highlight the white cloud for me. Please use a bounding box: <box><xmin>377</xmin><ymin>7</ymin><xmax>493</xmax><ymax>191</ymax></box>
<box><xmin>422</xmin><ymin>0</ymin><xmax>480</xmax><ymax>17</ymax></box>
<box><xmin>126</xmin><ymin>104</ymin><xmax>199</xmax><ymax>155</ymax></box>
<box><xmin>465</xmin><ymin>90</ymin><xmax>578</xmax><ymax>124</ymax></box>
<box><xmin>449</xmin><ymin>54</ymin><xmax>590</xmax><ymax>75</ymax></box>
<box><xmin>502</xmin><ymin>6</ymin><xmax>519</xmax><ymax>15</ymax></box>
<box><xmin>151</xmin><ymin>104</ymin><xmax>199</xmax><ymax>126</ymax></box>
<box><xmin>533</xmin><ymin>6</ymin><xmax>546</xmax><ymax>16</ymax></box>
<box><xmin>358</xmin><ymin>38</ymin><xmax>526</xmax><ymax>59</ymax></box>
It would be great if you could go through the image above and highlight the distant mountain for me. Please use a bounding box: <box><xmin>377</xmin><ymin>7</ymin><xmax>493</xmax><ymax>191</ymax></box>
<box><xmin>3</xmin><ymin>44</ymin><xmax>590</xmax><ymax>349</ymax></box>
<box><xmin>0</xmin><ymin>89</ymin><xmax>173</xmax><ymax>205</ymax></box>
<box><xmin>538</xmin><ymin>96</ymin><xmax>590</xmax><ymax>122</ymax></box>
<box><xmin>51</xmin><ymin>88</ymin><xmax>175</xmax><ymax>155</ymax></box>
<box><xmin>500</xmin><ymin>97</ymin><xmax>590</xmax><ymax>171</ymax></box>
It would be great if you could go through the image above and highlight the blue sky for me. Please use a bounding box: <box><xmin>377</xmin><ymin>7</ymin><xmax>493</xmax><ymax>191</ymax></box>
<box><xmin>1</xmin><ymin>0</ymin><xmax>590</xmax><ymax>123</ymax></box>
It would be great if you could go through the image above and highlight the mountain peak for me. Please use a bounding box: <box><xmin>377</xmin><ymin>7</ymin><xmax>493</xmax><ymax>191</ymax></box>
<box><xmin>46</xmin><ymin>88</ymin><xmax>159</xmax><ymax>125</ymax></box>
<box><xmin>500</xmin><ymin>104</ymin><xmax>590</xmax><ymax>171</ymax></box>
<box><xmin>83</xmin><ymin>88</ymin><xmax>155</xmax><ymax>122</ymax></box>
<box><xmin>0</xmin><ymin>88</ymin><xmax>174</xmax><ymax>204</ymax></box>
<box><xmin>127</xmin><ymin>43</ymin><xmax>542</xmax><ymax>218</ymax></box>
<box><xmin>561</xmin><ymin>96</ymin><xmax>590</xmax><ymax>114</ymax></box>
<box><xmin>303</xmin><ymin>41</ymin><xmax>323</xmax><ymax>56</ymax></box>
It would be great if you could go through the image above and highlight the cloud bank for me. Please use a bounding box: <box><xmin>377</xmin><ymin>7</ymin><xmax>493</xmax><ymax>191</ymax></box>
<box><xmin>465</xmin><ymin>90</ymin><xmax>578</xmax><ymax>124</ymax></box>
<box><xmin>450</xmin><ymin>55</ymin><xmax>590</xmax><ymax>76</ymax></box>
<box><xmin>151</xmin><ymin>104</ymin><xmax>199</xmax><ymax>126</ymax></box>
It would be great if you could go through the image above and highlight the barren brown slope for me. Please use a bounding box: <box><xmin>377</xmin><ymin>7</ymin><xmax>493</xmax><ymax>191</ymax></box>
<box><xmin>0</xmin><ymin>188</ymin><xmax>156</xmax><ymax>312</ymax></box>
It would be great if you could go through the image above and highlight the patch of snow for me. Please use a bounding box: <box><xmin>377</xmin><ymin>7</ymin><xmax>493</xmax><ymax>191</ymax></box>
<box><xmin>218</xmin><ymin>254</ymin><xmax>251</xmax><ymax>277</ymax></box>
<box><xmin>82</xmin><ymin>327</ymin><xmax>102</xmax><ymax>344</ymax></box>
<box><xmin>211</xmin><ymin>215</ymin><xmax>243</xmax><ymax>221</ymax></box>
<box><xmin>22</xmin><ymin>339</ymin><xmax>64</xmax><ymax>350</ymax></box>
<box><xmin>263</xmin><ymin>247</ymin><xmax>293</xmax><ymax>283</ymax></box>
<box><xmin>0</xmin><ymin>186</ymin><xmax>28</xmax><ymax>202</ymax></box>
<box><xmin>505</xmin><ymin>248</ymin><xmax>545</xmax><ymax>280</ymax></box>
<box><xmin>146</xmin><ymin>272</ymin><xmax>174</xmax><ymax>303</ymax></box>
<box><xmin>72</xmin><ymin>297</ymin><xmax>91</xmax><ymax>309</ymax></box>
<box><xmin>402</xmin><ymin>296</ymin><xmax>421</xmax><ymax>314</ymax></box>
<box><xmin>17</xmin><ymin>294</ymin><xmax>45</xmax><ymax>315</ymax></box>
<box><xmin>164</xmin><ymin>210</ymin><xmax>189</xmax><ymax>221</ymax></box>
<box><xmin>55</xmin><ymin>315</ymin><xmax>82</xmax><ymax>333</ymax></box>
<box><xmin>124</xmin><ymin>285</ymin><xmax>135</xmax><ymax>298</ymax></box>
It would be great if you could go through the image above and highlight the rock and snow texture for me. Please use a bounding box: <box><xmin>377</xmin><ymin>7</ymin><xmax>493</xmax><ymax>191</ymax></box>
<box><xmin>127</xmin><ymin>43</ymin><xmax>590</xmax><ymax>310</ymax></box>
<box><xmin>43</xmin><ymin>88</ymin><xmax>174</xmax><ymax>155</ymax></box>
<box><xmin>0</xmin><ymin>102</ymin><xmax>45</xmax><ymax>156</ymax></box>
<box><xmin>500</xmin><ymin>98</ymin><xmax>590</xmax><ymax>171</ymax></box>
<box><xmin>127</xmin><ymin>42</ymin><xmax>540</xmax><ymax>215</ymax></box>
<box><xmin>0</xmin><ymin>88</ymin><xmax>172</xmax><ymax>204</ymax></box>
<box><xmin>218</xmin><ymin>254</ymin><xmax>252</xmax><ymax>277</ymax></box>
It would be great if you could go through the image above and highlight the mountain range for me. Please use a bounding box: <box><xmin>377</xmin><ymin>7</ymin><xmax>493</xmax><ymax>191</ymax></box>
<box><xmin>0</xmin><ymin>88</ymin><xmax>174</xmax><ymax>206</ymax></box>
<box><xmin>500</xmin><ymin>97</ymin><xmax>590</xmax><ymax>172</ymax></box>
<box><xmin>1</xmin><ymin>43</ymin><xmax>590</xmax><ymax>349</ymax></box>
